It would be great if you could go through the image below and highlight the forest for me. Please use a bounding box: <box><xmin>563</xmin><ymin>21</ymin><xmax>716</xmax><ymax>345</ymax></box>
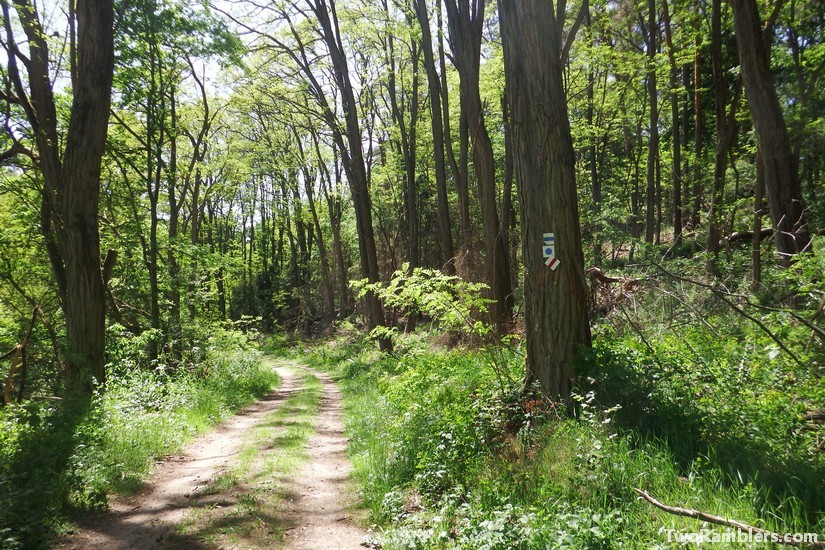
<box><xmin>0</xmin><ymin>0</ymin><xmax>823</xmax><ymax>547</ymax></box>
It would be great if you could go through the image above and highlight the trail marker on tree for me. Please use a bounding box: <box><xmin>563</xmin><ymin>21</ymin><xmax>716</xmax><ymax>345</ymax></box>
<box><xmin>543</xmin><ymin>233</ymin><xmax>560</xmax><ymax>271</ymax></box>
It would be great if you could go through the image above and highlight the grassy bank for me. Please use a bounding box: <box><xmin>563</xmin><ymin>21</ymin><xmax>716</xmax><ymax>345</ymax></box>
<box><xmin>278</xmin><ymin>315</ymin><xmax>823</xmax><ymax>548</ymax></box>
<box><xmin>0</xmin><ymin>328</ymin><xmax>279</xmax><ymax>549</ymax></box>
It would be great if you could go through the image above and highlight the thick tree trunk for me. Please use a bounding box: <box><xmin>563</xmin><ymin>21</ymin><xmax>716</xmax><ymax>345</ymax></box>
<box><xmin>62</xmin><ymin>25</ymin><xmax>114</xmax><ymax>383</ymax></box>
<box><xmin>730</xmin><ymin>0</ymin><xmax>811</xmax><ymax>262</ymax></box>
<box><xmin>499</xmin><ymin>0</ymin><xmax>591</xmax><ymax>398</ymax></box>
<box><xmin>3</xmin><ymin>0</ymin><xmax>114</xmax><ymax>391</ymax></box>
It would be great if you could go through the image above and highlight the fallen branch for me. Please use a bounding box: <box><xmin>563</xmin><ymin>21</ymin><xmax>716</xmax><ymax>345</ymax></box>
<box><xmin>803</xmin><ymin>410</ymin><xmax>825</xmax><ymax>423</ymax></box>
<box><xmin>720</xmin><ymin>227</ymin><xmax>774</xmax><ymax>248</ymax></box>
<box><xmin>633</xmin><ymin>488</ymin><xmax>824</xmax><ymax>547</ymax></box>
<box><xmin>650</xmin><ymin>261</ymin><xmax>805</xmax><ymax>369</ymax></box>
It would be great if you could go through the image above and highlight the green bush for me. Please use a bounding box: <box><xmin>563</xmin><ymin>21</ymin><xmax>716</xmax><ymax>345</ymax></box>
<box><xmin>0</xmin><ymin>327</ymin><xmax>278</xmax><ymax>549</ymax></box>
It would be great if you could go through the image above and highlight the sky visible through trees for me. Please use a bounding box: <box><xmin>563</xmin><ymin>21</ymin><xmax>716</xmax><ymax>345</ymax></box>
<box><xmin>0</xmin><ymin>0</ymin><xmax>822</xmax><ymax>395</ymax></box>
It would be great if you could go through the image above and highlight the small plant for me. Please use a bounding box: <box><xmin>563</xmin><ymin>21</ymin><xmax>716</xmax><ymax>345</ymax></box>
<box><xmin>351</xmin><ymin>265</ymin><xmax>492</xmax><ymax>338</ymax></box>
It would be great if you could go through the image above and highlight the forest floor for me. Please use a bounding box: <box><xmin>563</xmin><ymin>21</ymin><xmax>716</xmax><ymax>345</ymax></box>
<box><xmin>58</xmin><ymin>360</ymin><xmax>368</xmax><ymax>549</ymax></box>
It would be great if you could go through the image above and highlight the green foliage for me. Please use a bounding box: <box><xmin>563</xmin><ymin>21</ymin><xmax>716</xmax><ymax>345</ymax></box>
<box><xmin>0</xmin><ymin>328</ymin><xmax>278</xmax><ymax>549</ymax></box>
<box><xmin>352</xmin><ymin>265</ymin><xmax>493</xmax><ymax>339</ymax></box>
<box><xmin>297</xmin><ymin>313</ymin><xmax>822</xmax><ymax>548</ymax></box>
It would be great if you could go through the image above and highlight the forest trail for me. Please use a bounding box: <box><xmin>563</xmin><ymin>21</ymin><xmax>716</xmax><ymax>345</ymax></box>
<box><xmin>58</xmin><ymin>360</ymin><xmax>368</xmax><ymax>549</ymax></box>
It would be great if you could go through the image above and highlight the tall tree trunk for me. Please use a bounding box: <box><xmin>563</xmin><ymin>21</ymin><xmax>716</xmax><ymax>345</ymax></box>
<box><xmin>499</xmin><ymin>0</ymin><xmax>591</xmax><ymax>398</ymax></box>
<box><xmin>296</xmin><ymin>132</ymin><xmax>335</xmax><ymax>321</ymax></box>
<box><xmin>167</xmin><ymin>85</ymin><xmax>182</xmax><ymax>361</ymax></box>
<box><xmin>2</xmin><ymin>0</ymin><xmax>114</xmax><ymax>391</ymax></box>
<box><xmin>730</xmin><ymin>0</ymin><xmax>811</xmax><ymax>262</ymax></box>
<box><xmin>382</xmin><ymin>8</ymin><xmax>421</xmax><ymax>275</ymax></box>
<box><xmin>692</xmin><ymin>37</ymin><xmax>702</xmax><ymax>229</ymax></box>
<box><xmin>707</xmin><ymin>0</ymin><xmax>739</xmax><ymax>265</ymax></box>
<box><xmin>444</xmin><ymin>0</ymin><xmax>513</xmax><ymax>331</ymax></box>
<box><xmin>316</xmin><ymin>135</ymin><xmax>352</xmax><ymax>317</ymax></box>
<box><xmin>644</xmin><ymin>0</ymin><xmax>659</xmax><ymax>244</ymax></box>
<box><xmin>501</xmin><ymin>92</ymin><xmax>516</xmax><ymax>281</ymax></box>
<box><xmin>585</xmin><ymin>5</ymin><xmax>601</xmax><ymax>262</ymax></box>
<box><xmin>313</xmin><ymin>0</ymin><xmax>390</xmax><ymax>349</ymax></box>
<box><xmin>752</xmin><ymin>147</ymin><xmax>766</xmax><ymax>289</ymax></box>
<box><xmin>414</xmin><ymin>0</ymin><xmax>456</xmax><ymax>274</ymax></box>
<box><xmin>662</xmin><ymin>0</ymin><xmax>682</xmax><ymax>246</ymax></box>
<box><xmin>438</xmin><ymin>1</ymin><xmax>472</xmax><ymax>263</ymax></box>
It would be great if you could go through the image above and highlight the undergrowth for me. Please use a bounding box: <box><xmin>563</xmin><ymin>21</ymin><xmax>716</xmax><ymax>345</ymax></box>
<box><xmin>276</xmin><ymin>256</ymin><xmax>824</xmax><ymax>549</ymax></box>
<box><xmin>0</xmin><ymin>327</ymin><xmax>279</xmax><ymax>549</ymax></box>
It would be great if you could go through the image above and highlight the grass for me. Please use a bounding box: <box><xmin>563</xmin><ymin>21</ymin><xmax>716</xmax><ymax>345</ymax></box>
<box><xmin>0</xmin><ymin>328</ymin><xmax>280</xmax><ymax>549</ymax></box>
<box><xmin>283</xmin><ymin>312</ymin><xmax>823</xmax><ymax>549</ymax></box>
<box><xmin>173</xmin><ymin>363</ymin><xmax>323</xmax><ymax>547</ymax></box>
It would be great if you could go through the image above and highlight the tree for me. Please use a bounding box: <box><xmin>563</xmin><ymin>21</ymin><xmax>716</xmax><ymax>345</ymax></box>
<box><xmin>644</xmin><ymin>0</ymin><xmax>660</xmax><ymax>244</ymax></box>
<box><xmin>498</xmin><ymin>0</ymin><xmax>591</xmax><ymax>397</ymax></box>
<box><xmin>730</xmin><ymin>0</ymin><xmax>811</xmax><ymax>262</ymax></box>
<box><xmin>444</xmin><ymin>0</ymin><xmax>513</xmax><ymax>331</ymax></box>
<box><xmin>414</xmin><ymin>0</ymin><xmax>456</xmax><ymax>274</ymax></box>
<box><xmin>1</xmin><ymin>0</ymin><xmax>114</xmax><ymax>391</ymax></box>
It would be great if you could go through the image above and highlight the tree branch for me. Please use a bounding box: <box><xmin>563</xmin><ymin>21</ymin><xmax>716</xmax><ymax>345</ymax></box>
<box><xmin>633</xmin><ymin>488</ymin><xmax>824</xmax><ymax>547</ymax></box>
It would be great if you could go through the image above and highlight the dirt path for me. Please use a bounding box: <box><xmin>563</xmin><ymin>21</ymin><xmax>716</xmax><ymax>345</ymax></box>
<box><xmin>280</xmin><ymin>368</ymin><xmax>366</xmax><ymax>549</ymax></box>
<box><xmin>59</xmin><ymin>362</ymin><xmax>367</xmax><ymax>549</ymax></box>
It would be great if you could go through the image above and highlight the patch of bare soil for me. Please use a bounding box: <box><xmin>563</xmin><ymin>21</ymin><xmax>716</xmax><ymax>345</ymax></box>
<box><xmin>58</xmin><ymin>362</ymin><xmax>368</xmax><ymax>549</ymax></box>
<box><xmin>279</xmin><ymin>368</ymin><xmax>367</xmax><ymax>549</ymax></box>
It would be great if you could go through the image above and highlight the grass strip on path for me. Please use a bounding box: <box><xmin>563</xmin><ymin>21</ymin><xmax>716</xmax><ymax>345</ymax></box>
<box><xmin>173</xmin><ymin>362</ymin><xmax>323</xmax><ymax>548</ymax></box>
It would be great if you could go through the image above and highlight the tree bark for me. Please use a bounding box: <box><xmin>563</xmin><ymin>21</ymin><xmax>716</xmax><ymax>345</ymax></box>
<box><xmin>312</xmin><ymin>0</ymin><xmax>391</xmax><ymax>348</ymax></box>
<box><xmin>644</xmin><ymin>0</ymin><xmax>659</xmax><ymax>244</ymax></box>
<box><xmin>2</xmin><ymin>0</ymin><xmax>114</xmax><ymax>392</ymax></box>
<box><xmin>414</xmin><ymin>0</ymin><xmax>456</xmax><ymax>274</ymax></box>
<box><xmin>707</xmin><ymin>0</ymin><xmax>740</xmax><ymax>265</ymax></box>
<box><xmin>692</xmin><ymin>36</ymin><xmax>702</xmax><ymax>230</ymax></box>
<box><xmin>752</xmin><ymin>147</ymin><xmax>766</xmax><ymax>289</ymax></box>
<box><xmin>444</xmin><ymin>0</ymin><xmax>513</xmax><ymax>331</ymax></box>
<box><xmin>499</xmin><ymin>0</ymin><xmax>591</xmax><ymax>398</ymax></box>
<box><xmin>662</xmin><ymin>0</ymin><xmax>682</xmax><ymax>246</ymax></box>
<box><xmin>730</xmin><ymin>0</ymin><xmax>811</xmax><ymax>262</ymax></box>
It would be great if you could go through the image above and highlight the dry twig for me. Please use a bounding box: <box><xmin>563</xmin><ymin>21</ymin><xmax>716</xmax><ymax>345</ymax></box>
<box><xmin>633</xmin><ymin>488</ymin><xmax>824</xmax><ymax>548</ymax></box>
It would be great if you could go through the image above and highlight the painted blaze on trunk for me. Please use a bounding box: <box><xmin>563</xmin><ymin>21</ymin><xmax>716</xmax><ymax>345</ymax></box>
<box><xmin>499</xmin><ymin>0</ymin><xmax>591</xmax><ymax>398</ymax></box>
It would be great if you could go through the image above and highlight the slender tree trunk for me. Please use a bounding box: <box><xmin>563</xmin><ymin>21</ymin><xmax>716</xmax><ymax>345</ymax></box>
<box><xmin>585</xmin><ymin>5</ymin><xmax>601</xmax><ymax>262</ymax></box>
<box><xmin>499</xmin><ymin>0</ymin><xmax>591</xmax><ymax>398</ymax></box>
<box><xmin>313</xmin><ymin>0</ymin><xmax>390</xmax><ymax>349</ymax></box>
<box><xmin>439</xmin><ymin>0</ymin><xmax>471</xmax><ymax>263</ymax></box>
<box><xmin>414</xmin><ymin>0</ymin><xmax>456</xmax><ymax>274</ymax></box>
<box><xmin>752</xmin><ymin>147</ymin><xmax>766</xmax><ymax>289</ymax></box>
<box><xmin>167</xmin><ymin>86</ymin><xmax>182</xmax><ymax>360</ymax></box>
<box><xmin>296</xmin><ymin>133</ymin><xmax>335</xmax><ymax>322</ymax></box>
<box><xmin>501</xmin><ymin>92</ymin><xmax>517</xmax><ymax>282</ymax></box>
<box><xmin>662</xmin><ymin>0</ymin><xmax>682</xmax><ymax>246</ymax></box>
<box><xmin>644</xmin><ymin>0</ymin><xmax>659</xmax><ymax>244</ymax></box>
<box><xmin>444</xmin><ymin>0</ymin><xmax>513</xmax><ymax>331</ymax></box>
<box><xmin>707</xmin><ymin>0</ymin><xmax>737</xmax><ymax>264</ymax></box>
<box><xmin>692</xmin><ymin>37</ymin><xmax>702</xmax><ymax>229</ymax></box>
<box><xmin>681</xmin><ymin>63</ymin><xmax>691</xmax><ymax>236</ymax></box>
